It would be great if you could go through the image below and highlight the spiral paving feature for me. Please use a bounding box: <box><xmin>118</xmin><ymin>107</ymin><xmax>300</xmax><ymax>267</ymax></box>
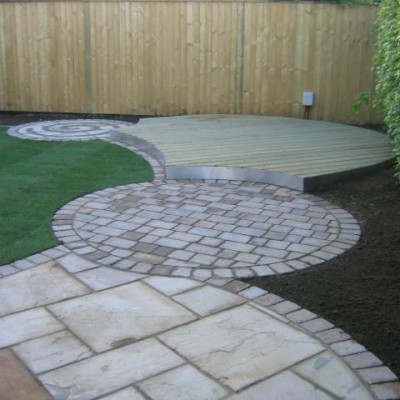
<box><xmin>7</xmin><ymin>119</ymin><xmax>133</xmax><ymax>141</ymax></box>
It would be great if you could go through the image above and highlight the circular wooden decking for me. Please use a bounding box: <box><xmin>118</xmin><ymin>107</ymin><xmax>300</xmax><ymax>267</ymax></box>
<box><xmin>118</xmin><ymin>115</ymin><xmax>393</xmax><ymax>191</ymax></box>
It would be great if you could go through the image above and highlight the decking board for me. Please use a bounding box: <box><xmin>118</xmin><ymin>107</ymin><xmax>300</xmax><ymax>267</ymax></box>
<box><xmin>119</xmin><ymin>115</ymin><xmax>393</xmax><ymax>190</ymax></box>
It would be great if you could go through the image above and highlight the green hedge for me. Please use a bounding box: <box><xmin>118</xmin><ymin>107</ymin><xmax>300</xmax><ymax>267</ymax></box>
<box><xmin>375</xmin><ymin>0</ymin><xmax>400</xmax><ymax>180</ymax></box>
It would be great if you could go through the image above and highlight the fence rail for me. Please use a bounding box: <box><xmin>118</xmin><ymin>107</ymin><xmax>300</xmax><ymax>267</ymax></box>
<box><xmin>0</xmin><ymin>1</ymin><xmax>379</xmax><ymax>123</ymax></box>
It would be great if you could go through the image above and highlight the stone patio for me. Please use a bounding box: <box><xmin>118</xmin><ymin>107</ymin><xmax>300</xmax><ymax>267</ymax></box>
<box><xmin>0</xmin><ymin>118</ymin><xmax>399</xmax><ymax>399</ymax></box>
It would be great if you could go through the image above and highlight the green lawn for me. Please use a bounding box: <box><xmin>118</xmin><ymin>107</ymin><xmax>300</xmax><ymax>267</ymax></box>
<box><xmin>0</xmin><ymin>126</ymin><xmax>153</xmax><ymax>265</ymax></box>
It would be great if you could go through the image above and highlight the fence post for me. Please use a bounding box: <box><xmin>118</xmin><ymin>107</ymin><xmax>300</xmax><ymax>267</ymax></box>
<box><xmin>235</xmin><ymin>1</ymin><xmax>245</xmax><ymax>114</ymax></box>
<box><xmin>83</xmin><ymin>2</ymin><xmax>93</xmax><ymax>114</ymax></box>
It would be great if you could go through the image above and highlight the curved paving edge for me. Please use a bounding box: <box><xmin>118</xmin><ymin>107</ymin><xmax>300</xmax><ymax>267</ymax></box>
<box><xmin>0</xmin><ymin>250</ymin><xmax>399</xmax><ymax>399</ymax></box>
<box><xmin>116</xmin><ymin>115</ymin><xmax>395</xmax><ymax>193</ymax></box>
<box><xmin>52</xmin><ymin>179</ymin><xmax>360</xmax><ymax>279</ymax></box>
<box><xmin>2</xmin><ymin>120</ymin><xmax>399</xmax><ymax>398</ymax></box>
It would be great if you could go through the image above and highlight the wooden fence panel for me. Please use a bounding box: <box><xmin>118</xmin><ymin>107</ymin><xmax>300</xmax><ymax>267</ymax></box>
<box><xmin>0</xmin><ymin>1</ymin><xmax>379</xmax><ymax>123</ymax></box>
<box><xmin>0</xmin><ymin>2</ymin><xmax>86</xmax><ymax>112</ymax></box>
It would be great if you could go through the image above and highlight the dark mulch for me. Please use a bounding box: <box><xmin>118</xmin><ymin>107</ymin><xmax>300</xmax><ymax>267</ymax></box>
<box><xmin>1</xmin><ymin>112</ymin><xmax>399</xmax><ymax>378</ymax></box>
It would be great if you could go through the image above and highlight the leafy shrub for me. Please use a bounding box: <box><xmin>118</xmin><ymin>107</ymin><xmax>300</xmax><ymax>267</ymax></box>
<box><xmin>375</xmin><ymin>0</ymin><xmax>400</xmax><ymax>180</ymax></box>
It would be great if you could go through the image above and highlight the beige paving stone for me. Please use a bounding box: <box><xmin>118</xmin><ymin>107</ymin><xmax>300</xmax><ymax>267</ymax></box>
<box><xmin>57</xmin><ymin>253</ymin><xmax>99</xmax><ymax>273</ymax></box>
<box><xmin>98</xmin><ymin>387</ymin><xmax>146</xmax><ymax>399</ymax></box>
<box><xmin>49</xmin><ymin>282</ymin><xmax>197</xmax><ymax>352</ymax></box>
<box><xmin>159</xmin><ymin>304</ymin><xmax>325</xmax><ymax>391</ymax></box>
<box><xmin>138</xmin><ymin>364</ymin><xmax>229</xmax><ymax>400</ymax></box>
<box><xmin>226</xmin><ymin>370</ymin><xmax>334</xmax><ymax>400</ymax></box>
<box><xmin>173</xmin><ymin>285</ymin><xmax>245</xmax><ymax>316</ymax></box>
<box><xmin>0</xmin><ymin>349</ymin><xmax>51</xmax><ymax>400</ymax></box>
<box><xmin>13</xmin><ymin>330</ymin><xmax>93</xmax><ymax>374</ymax></box>
<box><xmin>0</xmin><ymin>262</ymin><xmax>89</xmax><ymax>316</ymax></box>
<box><xmin>0</xmin><ymin>308</ymin><xmax>63</xmax><ymax>348</ymax></box>
<box><xmin>144</xmin><ymin>276</ymin><xmax>203</xmax><ymax>296</ymax></box>
<box><xmin>294</xmin><ymin>350</ymin><xmax>375</xmax><ymax>400</ymax></box>
<box><xmin>75</xmin><ymin>267</ymin><xmax>144</xmax><ymax>290</ymax></box>
<box><xmin>39</xmin><ymin>338</ymin><xmax>184</xmax><ymax>400</ymax></box>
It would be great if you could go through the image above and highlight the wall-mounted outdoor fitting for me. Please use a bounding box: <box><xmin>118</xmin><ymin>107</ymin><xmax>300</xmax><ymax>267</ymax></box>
<box><xmin>302</xmin><ymin>91</ymin><xmax>314</xmax><ymax>106</ymax></box>
<box><xmin>302</xmin><ymin>91</ymin><xmax>314</xmax><ymax>119</ymax></box>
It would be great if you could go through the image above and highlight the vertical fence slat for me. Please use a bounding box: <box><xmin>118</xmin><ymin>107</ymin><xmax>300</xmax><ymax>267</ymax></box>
<box><xmin>0</xmin><ymin>1</ymin><xmax>379</xmax><ymax>124</ymax></box>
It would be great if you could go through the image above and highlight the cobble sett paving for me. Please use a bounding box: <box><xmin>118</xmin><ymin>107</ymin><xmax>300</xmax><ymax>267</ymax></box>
<box><xmin>52</xmin><ymin>180</ymin><xmax>361</xmax><ymax>279</ymax></box>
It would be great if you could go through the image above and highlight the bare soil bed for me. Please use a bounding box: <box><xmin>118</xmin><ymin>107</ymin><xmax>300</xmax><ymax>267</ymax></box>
<box><xmin>1</xmin><ymin>112</ymin><xmax>399</xmax><ymax>378</ymax></box>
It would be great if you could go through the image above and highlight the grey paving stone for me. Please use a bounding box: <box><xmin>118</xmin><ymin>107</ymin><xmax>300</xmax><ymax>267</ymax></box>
<box><xmin>301</xmin><ymin>318</ymin><xmax>335</xmax><ymax>333</ymax></box>
<box><xmin>358</xmin><ymin>367</ymin><xmax>398</xmax><ymax>384</ymax></box>
<box><xmin>270</xmin><ymin>263</ymin><xmax>294</xmax><ymax>274</ymax></box>
<box><xmin>221</xmin><ymin>241</ymin><xmax>255</xmax><ymax>253</ymax></box>
<box><xmin>170</xmin><ymin>232</ymin><xmax>202</xmax><ymax>243</ymax></box>
<box><xmin>344</xmin><ymin>352</ymin><xmax>383</xmax><ymax>370</ymax></box>
<box><xmin>251</xmin><ymin>265</ymin><xmax>276</xmax><ymax>276</ymax></box>
<box><xmin>222</xmin><ymin>280</ymin><xmax>251</xmax><ymax>293</ymax></box>
<box><xmin>155</xmin><ymin>238</ymin><xmax>189</xmax><ymax>249</ymax></box>
<box><xmin>191</xmin><ymin>254</ymin><xmax>217</xmax><ymax>266</ymax></box>
<box><xmin>186</xmin><ymin>244</ymin><xmax>220</xmax><ymax>256</ymax></box>
<box><xmin>238</xmin><ymin>286</ymin><xmax>268</xmax><ymax>299</ymax></box>
<box><xmin>371</xmin><ymin>382</ymin><xmax>400</xmax><ymax>400</ymax></box>
<box><xmin>0</xmin><ymin>265</ymin><xmax>20</xmax><ymax>277</ymax></box>
<box><xmin>270</xmin><ymin>300</ymin><xmax>301</xmax><ymax>315</ymax></box>
<box><xmin>254</xmin><ymin>293</ymin><xmax>283</xmax><ymax>307</ymax></box>
<box><xmin>285</xmin><ymin>309</ymin><xmax>317</xmax><ymax>323</ymax></box>
<box><xmin>330</xmin><ymin>340</ymin><xmax>367</xmax><ymax>356</ymax></box>
<box><xmin>316</xmin><ymin>328</ymin><xmax>351</xmax><ymax>344</ymax></box>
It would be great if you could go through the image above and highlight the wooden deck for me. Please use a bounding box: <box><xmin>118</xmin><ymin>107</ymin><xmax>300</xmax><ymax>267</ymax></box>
<box><xmin>118</xmin><ymin>115</ymin><xmax>393</xmax><ymax>191</ymax></box>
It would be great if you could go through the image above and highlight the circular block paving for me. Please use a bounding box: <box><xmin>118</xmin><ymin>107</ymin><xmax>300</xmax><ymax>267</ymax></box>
<box><xmin>7</xmin><ymin>119</ymin><xmax>133</xmax><ymax>141</ymax></box>
<box><xmin>53</xmin><ymin>181</ymin><xmax>360</xmax><ymax>279</ymax></box>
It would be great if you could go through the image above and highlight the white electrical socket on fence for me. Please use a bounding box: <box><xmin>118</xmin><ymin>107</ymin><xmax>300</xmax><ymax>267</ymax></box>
<box><xmin>302</xmin><ymin>92</ymin><xmax>314</xmax><ymax>106</ymax></box>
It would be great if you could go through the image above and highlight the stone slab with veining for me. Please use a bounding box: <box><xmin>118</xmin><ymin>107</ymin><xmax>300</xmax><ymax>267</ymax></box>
<box><xmin>159</xmin><ymin>304</ymin><xmax>326</xmax><ymax>391</ymax></box>
<box><xmin>48</xmin><ymin>281</ymin><xmax>197</xmax><ymax>352</ymax></box>
<box><xmin>0</xmin><ymin>261</ymin><xmax>89</xmax><ymax>315</ymax></box>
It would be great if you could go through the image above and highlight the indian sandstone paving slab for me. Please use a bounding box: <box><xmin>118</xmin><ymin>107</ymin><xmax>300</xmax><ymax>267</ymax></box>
<box><xmin>98</xmin><ymin>387</ymin><xmax>147</xmax><ymax>400</ymax></box>
<box><xmin>293</xmin><ymin>350</ymin><xmax>375</xmax><ymax>400</ymax></box>
<box><xmin>48</xmin><ymin>281</ymin><xmax>197</xmax><ymax>352</ymax></box>
<box><xmin>137</xmin><ymin>364</ymin><xmax>229</xmax><ymax>400</ymax></box>
<box><xmin>0</xmin><ymin>261</ymin><xmax>89</xmax><ymax>315</ymax></box>
<box><xmin>158</xmin><ymin>304</ymin><xmax>326</xmax><ymax>391</ymax></box>
<box><xmin>225</xmin><ymin>370</ymin><xmax>334</xmax><ymax>400</ymax></box>
<box><xmin>0</xmin><ymin>256</ymin><xmax>389</xmax><ymax>400</ymax></box>
<box><xmin>39</xmin><ymin>339</ymin><xmax>184</xmax><ymax>400</ymax></box>
<box><xmin>13</xmin><ymin>330</ymin><xmax>93</xmax><ymax>374</ymax></box>
<box><xmin>0</xmin><ymin>308</ymin><xmax>63</xmax><ymax>348</ymax></box>
<box><xmin>172</xmin><ymin>285</ymin><xmax>246</xmax><ymax>316</ymax></box>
